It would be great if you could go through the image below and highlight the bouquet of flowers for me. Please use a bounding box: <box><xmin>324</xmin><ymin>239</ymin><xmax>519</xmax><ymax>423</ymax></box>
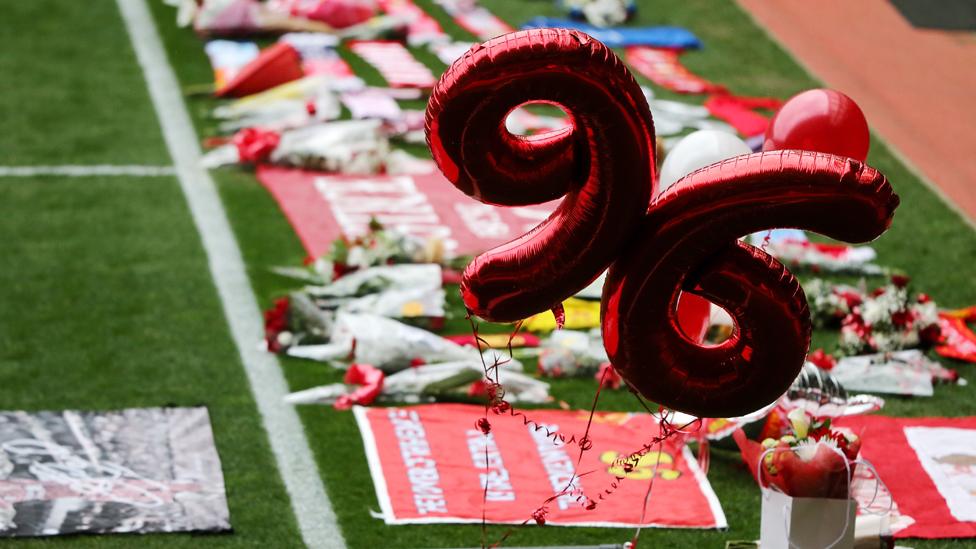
<box><xmin>735</xmin><ymin>408</ymin><xmax>860</xmax><ymax>499</ymax></box>
<box><xmin>269</xmin><ymin>219</ymin><xmax>449</xmax><ymax>285</ymax></box>
<box><xmin>536</xmin><ymin>329</ymin><xmax>607</xmax><ymax>378</ymax></box>
<box><xmin>804</xmin><ymin>276</ymin><xmax>940</xmax><ymax>355</ymax></box>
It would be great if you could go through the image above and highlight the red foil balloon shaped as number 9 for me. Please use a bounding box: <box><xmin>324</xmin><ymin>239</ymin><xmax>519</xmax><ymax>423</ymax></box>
<box><xmin>426</xmin><ymin>29</ymin><xmax>900</xmax><ymax>418</ymax></box>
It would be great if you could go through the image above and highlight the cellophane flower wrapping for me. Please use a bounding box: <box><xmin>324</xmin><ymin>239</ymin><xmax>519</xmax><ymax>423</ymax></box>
<box><xmin>734</xmin><ymin>409</ymin><xmax>861</xmax><ymax>499</ymax></box>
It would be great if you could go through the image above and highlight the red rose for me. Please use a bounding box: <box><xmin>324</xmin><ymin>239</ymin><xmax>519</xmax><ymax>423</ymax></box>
<box><xmin>263</xmin><ymin>297</ymin><xmax>291</xmax><ymax>352</ymax></box>
<box><xmin>808</xmin><ymin>349</ymin><xmax>836</xmax><ymax>371</ymax></box>
<box><xmin>233</xmin><ymin>127</ymin><xmax>280</xmax><ymax>164</ymax></box>
<box><xmin>836</xmin><ymin>290</ymin><xmax>863</xmax><ymax>309</ymax></box>
<box><xmin>919</xmin><ymin>324</ymin><xmax>943</xmax><ymax>346</ymax></box>
<box><xmin>890</xmin><ymin>309</ymin><xmax>914</xmax><ymax>328</ymax></box>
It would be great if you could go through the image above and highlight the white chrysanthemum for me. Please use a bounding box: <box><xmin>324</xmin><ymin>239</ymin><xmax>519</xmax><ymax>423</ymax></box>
<box><xmin>860</xmin><ymin>299</ymin><xmax>889</xmax><ymax>326</ymax></box>
<box><xmin>794</xmin><ymin>438</ymin><xmax>838</xmax><ymax>462</ymax></box>
<box><xmin>277</xmin><ymin>331</ymin><xmax>294</xmax><ymax>348</ymax></box>
<box><xmin>826</xmin><ymin>294</ymin><xmax>850</xmax><ymax>315</ymax></box>
<box><xmin>840</xmin><ymin>326</ymin><xmax>862</xmax><ymax>349</ymax></box>
<box><xmin>872</xmin><ymin>332</ymin><xmax>895</xmax><ymax>352</ymax></box>
<box><xmin>914</xmin><ymin>302</ymin><xmax>939</xmax><ymax>326</ymax></box>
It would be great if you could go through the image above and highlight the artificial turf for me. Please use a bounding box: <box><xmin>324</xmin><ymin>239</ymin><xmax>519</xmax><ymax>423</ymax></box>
<box><xmin>0</xmin><ymin>176</ymin><xmax>303</xmax><ymax>547</ymax></box>
<box><xmin>1</xmin><ymin>0</ymin><xmax>975</xmax><ymax>547</ymax></box>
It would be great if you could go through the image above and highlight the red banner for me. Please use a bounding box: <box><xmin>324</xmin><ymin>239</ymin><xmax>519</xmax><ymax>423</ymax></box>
<box><xmin>256</xmin><ymin>166</ymin><xmax>557</xmax><ymax>258</ymax></box>
<box><xmin>625</xmin><ymin>46</ymin><xmax>726</xmax><ymax>95</ymax></box>
<box><xmin>837</xmin><ymin>415</ymin><xmax>976</xmax><ymax>538</ymax></box>
<box><xmin>354</xmin><ymin>403</ymin><xmax>726</xmax><ymax>528</ymax></box>
<box><xmin>348</xmin><ymin>40</ymin><xmax>437</xmax><ymax>89</ymax></box>
<box><xmin>935</xmin><ymin>309</ymin><xmax>976</xmax><ymax>363</ymax></box>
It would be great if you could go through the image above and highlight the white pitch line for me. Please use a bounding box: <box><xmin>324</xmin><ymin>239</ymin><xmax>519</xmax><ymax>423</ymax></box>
<box><xmin>0</xmin><ymin>165</ymin><xmax>175</xmax><ymax>177</ymax></box>
<box><xmin>114</xmin><ymin>0</ymin><xmax>345</xmax><ymax>547</ymax></box>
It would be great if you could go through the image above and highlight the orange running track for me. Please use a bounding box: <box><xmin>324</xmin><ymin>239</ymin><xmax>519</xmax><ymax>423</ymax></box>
<box><xmin>738</xmin><ymin>0</ymin><xmax>976</xmax><ymax>225</ymax></box>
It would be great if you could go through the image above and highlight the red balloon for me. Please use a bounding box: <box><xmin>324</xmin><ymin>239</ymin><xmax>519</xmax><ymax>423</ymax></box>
<box><xmin>602</xmin><ymin>151</ymin><xmax>899</xmax><ymax>417</ymax></box>
<box><xmin>763</xmin><ymin>89</ymin><xmax>870</xmax><ymax>161</ymax></box>
<box><xmin>425</xmin><ymin>28</ymin><xmax>656</xmax><ymax>322</ymax></box>
<box><xmin>427</xmin><ymin>31</ymin><xmax>900</xmax><ymax>419</ymax></box>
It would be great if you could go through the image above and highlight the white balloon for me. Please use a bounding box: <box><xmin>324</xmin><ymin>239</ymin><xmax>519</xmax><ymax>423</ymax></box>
<box><xmin>658</xmin><ymin>130</ymin><xmax>752</xmax><ymax>194</ymax></box>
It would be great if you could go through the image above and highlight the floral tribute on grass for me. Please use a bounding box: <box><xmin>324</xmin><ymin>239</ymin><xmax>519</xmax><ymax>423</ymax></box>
<box><xmin>804</xmin><ymin>275</ymin><xmax>940</xmax><ymax>356</ymax></box>
<box><xmin>735</xmin><ymin>408</ymin><xmax>860</xmax><ymax>499</ymax></box>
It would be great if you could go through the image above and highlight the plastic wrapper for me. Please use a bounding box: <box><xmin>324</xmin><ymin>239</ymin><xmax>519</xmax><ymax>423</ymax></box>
<box><xmin>537</xmin><ymin>329</ymin><xmax>607</xmax><ymax>378</ymax></box>
<box><xmin>285</xmin><ymin>358</ymin><xmax>548</xmax><ymax>407</ymax></box>
<box><xmin>202</xmin><ymin>120</ymin><xmax>389</xmax><ymax>172</ymax></box>
<box><xmin>285</xmin><ymin>312</ymin><xmax>519</xmax><ymax>373</ymax></box>
<box><xmin>384</xmin><ymin>149</ymin><xmax>435</xmax><ymax>174</ymax></box>
<box><xmin>214</xmin><ymin>75</ymin><xmax>363</xmax><ymax>124</ymax></box>
<box><xmin>643</xmin><ymin>88</ymin><xmax>736</xmax><ymax>137</ymax></box>
<box><xmin>749</xmin><ymin>439</ymin><xmax>858</xmax><ymax>500</ymax></box>
<box><xmin>783</xmin><ymin>362</ymin><xmax>885</xmax><ymax>417</ymax></box>
<box><xmin>748</xmin><ymin>230</ymin><xmax>882</xmax><ymax>275</ymax></box>
<box><xmin>271</xmin><ymin>266</ymin><xmax>446</xmax><ymax>347</ymax></box>
<box><xmin>735</xmin><ymin>409</ymin><xmax>862</xmax><ymax>500</ymax></box>
<box><xmin>337</xmin><ymin>286</ymin><xmax>444</xmax><ymax>319</ymax></box>
<box><xmin>304</xmin><ymin>264</ymin><xmax>441</xmax><ymax>298</ymax></box>
<box><xmin>285</xmin><ymin>291</ymin><xmax>334</xmax><ymax>344</ymax></box>
<box><xmin>215</xmin><ymin>94</ymin><xmax>342</xmax><ymax>132</ymax></box>
<box><xmin>271</xmin><ymin>119</ymin><xmax>388</xmax><ymax>172</ymax></box>
<box><xmin>829</xmin><ymin>350</ymin><xmax>960</xmax><ymax>396</ymax></box>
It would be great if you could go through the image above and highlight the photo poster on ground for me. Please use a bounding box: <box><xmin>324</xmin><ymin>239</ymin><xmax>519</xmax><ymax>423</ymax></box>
<box><xmin>0</xmin><ymin>407</ymin><xmax>230</xmax><ymax>537</ymax></box>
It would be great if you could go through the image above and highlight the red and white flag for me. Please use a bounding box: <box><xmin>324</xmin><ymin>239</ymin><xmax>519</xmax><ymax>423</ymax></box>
<box><xmin>348</xmin><ymin>40</ymin><xmax>437</xmax><ymax>89</ymax></box>
<box><xmin>256</xmin><ymin>166</ymin><xmax>558</xmax><ymax>258</ymax></box>
<box><xmin>838</xmin><ymin>415</ymin><xmax>976</xmax><ymax>538</ymax></box>
<box><xmin>354</xmin><ymin>403</ymin><xmax>727</xmax><ymax>528</ymax></box>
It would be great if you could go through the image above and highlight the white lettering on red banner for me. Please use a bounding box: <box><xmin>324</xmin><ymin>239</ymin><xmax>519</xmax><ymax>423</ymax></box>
<box><xmin>356</xmin><ymin>404</ymin><xmax>727</xmax><ymax>527</ymax></box>
<box><xmin>465</xmin><ymin>430</ymin><xmax>515</xmax><ymax>502</ymax></box>
<box><xmin>315</xmin><ymin>175</ymin><xmax>459</xmax><ymax>253</ymax></box>
<box><xmin>388</xmin><ymin>409</ymin><xmax>447</xmax><ymax>515</ymax></box>
<box><xmin>257</xmin><ymin>167</ymin><xmax>562</xmax><ymax>259</ymax></box>
<box><xmin>528</xmin><ymin>424</ymin><xmax>583</xmax><ymax>510</ymax></box>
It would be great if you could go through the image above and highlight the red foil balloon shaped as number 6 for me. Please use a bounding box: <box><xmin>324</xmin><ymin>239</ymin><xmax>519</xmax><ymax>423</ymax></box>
<box><xmin>426</xmin><ymin>29</ymin><xmax>899</xmax><ymax>418</ymax></box>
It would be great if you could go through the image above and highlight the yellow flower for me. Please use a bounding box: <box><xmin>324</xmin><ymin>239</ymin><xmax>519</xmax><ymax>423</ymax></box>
<box><xmin>787</xmin><ymin>408</ymin><xmax>811</xmax><ymax>440</ymax></box>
